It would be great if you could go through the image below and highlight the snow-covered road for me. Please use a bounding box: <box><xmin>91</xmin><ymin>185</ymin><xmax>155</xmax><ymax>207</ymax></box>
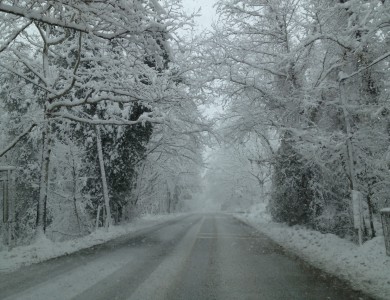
<box><xmin>0</xmin><ymin>214</ymin><xmax>372</xmax><ymax>300</ymax></box>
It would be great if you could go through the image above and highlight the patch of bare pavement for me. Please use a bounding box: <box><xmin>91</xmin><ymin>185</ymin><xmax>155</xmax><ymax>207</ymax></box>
<box><xmin>0</xmin><ymin>213</ymin><xmax>374</xmax><ymax>300</ymax></box>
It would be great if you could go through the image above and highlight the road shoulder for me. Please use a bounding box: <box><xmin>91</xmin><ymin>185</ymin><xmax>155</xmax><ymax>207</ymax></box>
<box><xmin>234</xmin><ymin>212</ymin><xmax>390</xmax><ymax>300</ymax></box>
<box><xmin>0</xmin><ymin>213</ymin><xmax>190</xmax><ymax>273</ymax></box>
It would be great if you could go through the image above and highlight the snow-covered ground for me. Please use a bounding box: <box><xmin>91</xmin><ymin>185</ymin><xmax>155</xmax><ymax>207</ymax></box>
<box><xmin>0</xmin><ymin>213</ymin><xmax>186</xmax><ymax>273</ymax></box>
<box><xmin>236</xmin><ymin>204</ymin><xmax>390</xmax><ymax>300</ymax></box>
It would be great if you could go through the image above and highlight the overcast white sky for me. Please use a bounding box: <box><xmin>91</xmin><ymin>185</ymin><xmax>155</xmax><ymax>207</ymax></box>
<box><xmin>181</xmin><ymin>0</ymin><xmax>217</xmax><ymax>30</ymax></box>
<box><xmin>179</xmin><ymin>0</ymin><xmax>223</xmax><ymax>122</ymax></box>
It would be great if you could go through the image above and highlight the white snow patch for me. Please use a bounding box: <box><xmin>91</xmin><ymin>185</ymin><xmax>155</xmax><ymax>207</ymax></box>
<box><xmin>0</xmin><ymin>213</ymin><xmax>186</xmax><ymax>273</ymax></box>
<box><xmin>236</xmin><ymin>206</ymin><xmax>390</xmax><ymax>300</ymax></box>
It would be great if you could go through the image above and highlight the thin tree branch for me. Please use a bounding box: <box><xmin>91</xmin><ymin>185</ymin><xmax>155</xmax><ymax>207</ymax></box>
<box><xmin>0</xmin><ymin>20</ymin><xmax>33</xmax><ymax>53</ymax></box>
<box><xmin>339</xmin><ymin>50</ymin><xmax>390</xmax><ymax>82</ymax></box>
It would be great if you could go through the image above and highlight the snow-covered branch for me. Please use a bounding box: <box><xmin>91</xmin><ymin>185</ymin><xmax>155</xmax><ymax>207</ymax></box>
<box><xmin>0</xmin><ymin>20</ymin><xmax>33</xmax><ymax>53</ymax></box>
<box><xmin>339</xmin><ymin>50</ymin><xmax>390</xmax><ymax>82</ymax></box>
<box><xmin>0</xmin><ymin>2</ymin><xmax>165</xmax><ymax>40</ymax></box>
<box><xmin>0</xmin><ymin>123</ymin><xmax>37</xmax><ymax>158</ymax></box>
<box><xmin>51</xmin><ymin>112</ymin><xmax>164</xmax><ymax>126</ymax></box>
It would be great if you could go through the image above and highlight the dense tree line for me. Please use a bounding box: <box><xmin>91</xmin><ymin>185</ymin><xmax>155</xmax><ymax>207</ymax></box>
<box><xmin>0</xmin><ymin>0</ymin><xmax>206</xmax><ymax>245</ymax></box>
<box><xmin>202</xmin><ymin>0</ymin><xmax>390</xmax><ymax>242</ymax></box>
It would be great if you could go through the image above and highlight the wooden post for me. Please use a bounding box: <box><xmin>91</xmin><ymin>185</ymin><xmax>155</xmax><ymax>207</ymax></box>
<box><xmin>0</xmin><ymin>166</ymin><xmax>16</xmax><ymax>250</ymax></box>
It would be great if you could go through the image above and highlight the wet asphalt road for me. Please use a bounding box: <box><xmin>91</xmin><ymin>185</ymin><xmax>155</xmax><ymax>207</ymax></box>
<box><xmin>0</xmin><ymin>214</ymin><xmax>372</xmax><ymax>300</ymax></box>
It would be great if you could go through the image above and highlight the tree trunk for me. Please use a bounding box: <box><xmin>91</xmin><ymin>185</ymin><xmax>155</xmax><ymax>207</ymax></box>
<box><xmin>96</xmin><ymin>204</ymin><xmax>101</xmax><ymax>230</ymax></box>
<box><xmin>36</xmin><ymin>27</ymin><xmax>51</xmax><ymax>237</ymax></box>
<box><xmin>71</xmin><ymin>152</ymin><xmax>81</xmax><ymax>234</ymax></box>
<box><xmin>339</xmin><ymin>81</ymin><xmax>362</xmax><ymax>245</ymax></box>
<box><xmin>367</xmin><ymin>185</ymin><xmax>376</xmax><ymax>238</ymax></box>
<box><xmin>36</xmin><ymin>120</ymin><xmax>52</xmax><ymax>235</ymax></box>
<box><xmin>95</xmin><ymin>125</ymin><xmax>112</xmax><ymax>229</ymax></box>
<box><xmin>166</xmin><ymin>183</ymin><xmax>171</xmax><ymax>214</ymax></box>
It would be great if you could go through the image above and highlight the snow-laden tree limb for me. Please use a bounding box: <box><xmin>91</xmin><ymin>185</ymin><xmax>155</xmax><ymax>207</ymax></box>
<box><xmin>339</xmin><ymin>50</ymin><xmax>390</xmax><ymax>82</ymax></box>
<box><xmin>51</xmin><ymin>112</ymin><xmax>164</xmax><ymax>126</ymax></box>
<box><xmin>0</xmin><ymin>20</ymin><xmax>33</xmax><ymax>53</ymax></box>
<box><xmin>0</xmin><ymin>2</ymin><xmax>167</xmax><ymax>40</ymax></box>
<box><xmin>0</xmin><ymin>123</ymin><xmax>37</xmax><ymax>157</ymax></box>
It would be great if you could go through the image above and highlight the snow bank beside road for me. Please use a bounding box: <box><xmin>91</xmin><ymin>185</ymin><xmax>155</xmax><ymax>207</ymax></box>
<box><xmin>236</xmin><ymin>208</ymin><xmax>390</xmax><ymax>300</ymax></box>
<box><xmin>0</xmin><ymin>213</ymin><xmax>186</xmax><ymax>273</ymax></box>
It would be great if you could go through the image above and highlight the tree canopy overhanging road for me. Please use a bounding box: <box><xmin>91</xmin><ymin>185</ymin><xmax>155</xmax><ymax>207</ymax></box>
<box><xmin>0</xmin><ymin>1</ymin><xmax>390</xmax><ymax>299</ymax></box>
